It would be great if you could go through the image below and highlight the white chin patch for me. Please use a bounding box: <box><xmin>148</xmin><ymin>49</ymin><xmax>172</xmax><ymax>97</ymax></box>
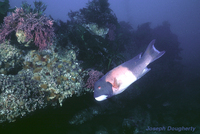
<box><xmin>95</xmin><ymin>95</ymin><xmax>108</xmax><ymax>101</ymax></box>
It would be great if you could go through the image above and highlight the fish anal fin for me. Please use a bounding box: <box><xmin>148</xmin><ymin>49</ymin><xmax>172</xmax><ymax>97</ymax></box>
<box><xmin>137</xmin><ymin>67</ymin><xmax>151</xmax><ymax>80</ymax></box>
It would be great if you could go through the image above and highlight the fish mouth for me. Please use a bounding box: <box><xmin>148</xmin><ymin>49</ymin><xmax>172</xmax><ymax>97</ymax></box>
<box><xmin>95</xmin><ymin>95</ymin><xmax>108</xmax><ymax>101</ymax></box>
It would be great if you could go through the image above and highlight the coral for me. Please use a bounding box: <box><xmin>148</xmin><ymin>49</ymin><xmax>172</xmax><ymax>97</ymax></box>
<box><xmin>85</xmin><ymin>69</ymin><xmax>103</xmax><ymax>89</ymax></box>
<box><xmin>82</xmin><ymin>23</ymin><xmax>109</xmax><ymax>38</ymax></box>
<box><xmin>0</xmin><ymin>44</ymin><xmax>88</xmax><ymax>123</ymax></box>
<box><xmin>22</xmin><ymin>45</ymin><xmax>85</xmax><ymax>107</ymax></box>
<box><xmin>0</xmin><ymin>70</ymin><xmax>46</xmax><ymax>123</ymax></box>
<box><xmin>15</xmin><ymin>29</ymin><xmax>32</xmax><ymax>45</ymax></box>
<box><xmin>0</xmin><ymin>41</ymin><xmax>24</xmax><ymax>75</ymax></box>
<box><xmin>0</xmin><ymin>7</ymin><xmax>54</xmax><ymax>50</ymax></box>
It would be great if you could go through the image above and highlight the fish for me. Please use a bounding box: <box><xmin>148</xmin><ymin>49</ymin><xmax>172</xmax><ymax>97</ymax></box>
<box><xmin>94</xmin><ymin>39</ymin><xmax>165</xmax><ymax>101</ymax></box>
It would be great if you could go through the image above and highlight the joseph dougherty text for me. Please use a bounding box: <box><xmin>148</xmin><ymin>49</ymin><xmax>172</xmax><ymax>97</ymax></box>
<box><xmin>146</xmin><ymin>126</ymin><xmax>196</xmax><ymax>132</ymax></box>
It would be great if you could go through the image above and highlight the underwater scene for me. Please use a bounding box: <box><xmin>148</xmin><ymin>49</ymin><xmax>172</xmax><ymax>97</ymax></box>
<box><xmin>0</xmin><ymin>0</ymin><xmax>199</xmax><ymax>133</ymax></box>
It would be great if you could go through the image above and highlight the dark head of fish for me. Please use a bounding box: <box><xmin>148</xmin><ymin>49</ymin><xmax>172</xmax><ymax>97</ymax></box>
<box><xmin>94</xmin><ymin>78</ymin><xmax>113</xmax><ymax>101</ymax></box>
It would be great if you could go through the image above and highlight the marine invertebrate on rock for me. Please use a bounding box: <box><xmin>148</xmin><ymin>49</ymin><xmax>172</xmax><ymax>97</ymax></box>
<box><xmin>85</xmin><ymin>69</ymin><xmax>103</xmax><ymax>89</ymax></box>
<box><xmin>0</xmin><ymin>70</ymin><xmax>47</xmax><ymax>123</ymax></box>
<box><xmin>82</xmin><ymin>23</ymin><xmax>109</xmax><ymax>38</ymax></box>
<box><xmin>0</xmin><ymin>41</ymin><xmax>24</xmax><ymax>75</ymax></box>
<box><xmin>0</xmin><ymin>44</ymin><xmax>88</xmax><ymax>123</ymax></box>
<box><xmin>0</xmin><ymin>7</ymin><xmax>54</xmax><ymax>50</ymax></box>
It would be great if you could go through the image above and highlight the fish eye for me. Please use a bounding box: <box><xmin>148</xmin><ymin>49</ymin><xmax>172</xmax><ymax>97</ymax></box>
<box><xmin>98</xmin><ymin>86</ymin><xmax>101</xmax><ymax>89</ymax></box>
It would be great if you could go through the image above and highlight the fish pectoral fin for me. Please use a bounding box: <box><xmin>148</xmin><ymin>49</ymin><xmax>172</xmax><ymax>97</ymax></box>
<box><xmin>113</xmin><ymin>78</ymin><xmax>120</xmax><ymax>89</ymax></box>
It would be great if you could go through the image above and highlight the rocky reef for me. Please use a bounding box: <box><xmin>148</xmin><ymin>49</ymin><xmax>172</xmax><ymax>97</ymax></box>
<box><xmin>0</xmin><ymin>41</ymin><xmax>88</xmax><ymax>123</ymax></box>
<box><xmin>0</xmin><ymin>1</ymin><xmax>187</xmax><ymax>132</ymax></box>
<box><xmin>0</xmin><ymin>41</ymin><xmax>24</xmax><ymax>74</ymax></box>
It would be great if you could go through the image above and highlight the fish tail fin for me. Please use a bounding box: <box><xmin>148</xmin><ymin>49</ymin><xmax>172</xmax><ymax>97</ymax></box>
<box><xmin>143</xmin><ymin>39</ymin><xmax>165</xmax><ymax>63</ymax></box>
